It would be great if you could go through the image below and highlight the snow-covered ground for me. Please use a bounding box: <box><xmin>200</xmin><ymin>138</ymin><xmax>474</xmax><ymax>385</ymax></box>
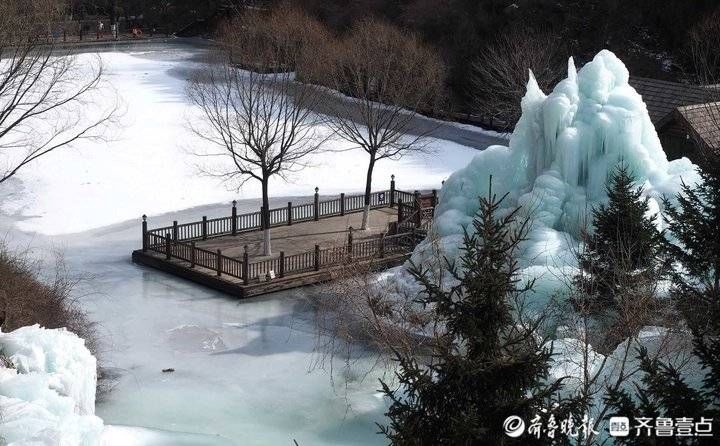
<box><xmin>0</xmin><ymin>41</ymin><xmax>493</xmax><ymax>445</ymax></box>
<box><xmin>0</xmin><ymin>43</ymin><xmax>479</xmax><ymax>236</ymax></box>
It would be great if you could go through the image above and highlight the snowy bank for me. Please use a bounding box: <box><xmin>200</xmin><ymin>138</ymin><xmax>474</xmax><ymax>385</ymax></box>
<box><xmin>0</xmin><ymin>324</ymin><xmax>104</xmax><ymax>445</ymax></box>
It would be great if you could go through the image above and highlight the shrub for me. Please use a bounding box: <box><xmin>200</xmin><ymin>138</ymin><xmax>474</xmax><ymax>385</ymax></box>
<box><xmin>0</xmin><ymin>242</ymin><xmax>97</xmax><ymax>356</ymax></box>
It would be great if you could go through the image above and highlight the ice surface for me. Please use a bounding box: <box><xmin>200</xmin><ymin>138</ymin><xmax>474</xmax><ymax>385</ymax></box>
<box><xmin>403</xmin><ymin>51</ymin><xmax>700</xmax><ymax>305</ymax></box>
<box><xmin>0</xmin><ymin>45</ymin><xmax>478</xmax><ymax>236</ymax></box>
<box><xmin>0</xmin><ymin>325</ymin><xmax>104</xmax><ymax>445</ymax></box>
<box><xmin>1</xmin><ymin>199</ymin><xmax>393</xmax><ymax>445</ymax></box>
<box><xmin>101</xmin><ymin>425</ymin><xmax>234</xmax><ymax>445</ymax></box>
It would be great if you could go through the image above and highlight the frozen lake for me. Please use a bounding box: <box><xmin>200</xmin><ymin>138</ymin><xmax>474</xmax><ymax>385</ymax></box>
<box><xmin>0</xmin><ymin>40</ymin><xmax>494</xmax><ymax>444</ymax></box>
<box><xmin>66</xmin><ymin>204</ymin><xmax>391</xmax><ymax>446</ymax></box>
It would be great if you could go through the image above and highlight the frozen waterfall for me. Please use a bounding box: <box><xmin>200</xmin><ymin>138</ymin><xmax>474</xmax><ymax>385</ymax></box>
<box><xmin>412</xmin><ymin>50</ymin><xmax>699</xmax><ymax>273</ymax></box>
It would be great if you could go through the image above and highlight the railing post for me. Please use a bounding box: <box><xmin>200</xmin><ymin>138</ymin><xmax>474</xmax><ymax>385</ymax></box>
<box><xmin>202</xmin><ymin>216</ymin><xmax>208</xmax><ymax>240</ymax></box>
<box><xmin>279</xmin><ymin>251</ymin><xmax>285</xmax><ymax>278</ymax></box>
<box><xmin>287</xmin><ymin>201</ymin><xmax>293</xmax><ymax>226</ymax></box>
<box><xmin>348</xmin><ymin>226</ymin><xmax>354</xmax><ymax>255</ymax></box>
<box><xmin>314</xmin><ymin>187</ymin><xmax>320</xmax><ymax>221</ymax></box>
<box><xmin>242</xmin><ymin>245</ymin><xmax>249</xmax><ymax>285</ymax></box>
<box><xmin>390</xmin><ymin>174</ymin><xmax>396</xmax><ymax>207</ymax></box>
<box><xmin>314</xmin><ymin>244</ymin><xmax>320</xmax><ymax>271</ymax></box>
<box><xmin>414</xmin><ymin>191</ymin><xmax>422</xmax><ymax>228</ymax></box>
<box><xmin>379</xmin><ymin>234</ymin><xmax>385</xmax><ymax>258</ymax></box>
<box><xmin>340</xmin><ymin>193</ymin><xmax>345</xmax><ymax>216</ymax></box>
<box><xmin>216</xmin><ymin>249</ymin><xmax>222</xmax><ymax>277</ymax></box>
<box><xmin>389</xmin><ymin>221</ymin><xmax>398</xmax><ymax>235</ymax></box>
<box><xmin>172</xmin><ymin>221</ymin><xmax>178</xmax><ymax>241</ymax></box>
<box><xmin>142</xmin><ymin>215</ymin><xmax>148</xmax><ymax>252</ymax></box>
<box><xmin>190</xmin><ymin>242</ymin><xmax>196</xmax><ymax>268</ymax></box>
<box><xmin>231</xmin><ymin>200</ymin><xmax>237</xmax><ymax>236</ymax></box>
<box><xmin>398</xmin><ymin>199</ymin><xmax>404</xmax><ymax>223</ymax></box>
<box><xmin>165</xmin><ymin>232</ymin><xmax>171</xmax><ymax>260</ymax></box>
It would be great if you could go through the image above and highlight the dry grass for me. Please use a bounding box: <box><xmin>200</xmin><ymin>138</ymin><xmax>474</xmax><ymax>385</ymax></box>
<box><xmin>0</xmin><ymin>242</ymin><xmax>98</xmax><ymax>357</ymax></box>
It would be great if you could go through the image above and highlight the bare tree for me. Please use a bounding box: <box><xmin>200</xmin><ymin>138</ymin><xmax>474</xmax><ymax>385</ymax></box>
<box><xmin>0</xmin><ymin>0</ymin><xmax>117</xmax><ymax>185</ymax></box>
<box><xmin>324</xmin><ymin>19</ymin><xmax>445</xmax><ymax>230</ymax></box>
<box><xmin>470</xmin><ymin>27</ymin><xmax>566</xmax><ymax>129</ymax></box>
<box><xmin>313</xmin><ymin>230</ymin><xmax>447</xmax><ymax>372</ymax></box>
<box><xmin>188</xmin><ymin>14</ymin><xmax>326</xmax><ymax>256</ymax></box>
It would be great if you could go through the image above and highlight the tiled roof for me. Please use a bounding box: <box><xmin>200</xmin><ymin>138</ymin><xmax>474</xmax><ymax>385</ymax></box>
<box><xmin>629</xmin><ymin>76</ymin><xmax>711</xmax><ymax>126</ymax></box>
<box><xmin>676</xmin><ymin>102</ymin><xmax>720</xmax><ymax>151</ymax></box>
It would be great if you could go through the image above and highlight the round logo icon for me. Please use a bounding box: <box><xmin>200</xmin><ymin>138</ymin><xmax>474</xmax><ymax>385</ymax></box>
<box><xmin>503</xmin><ymin>415</ymin><xmax>526</xmax><ymax>438</ymax></box>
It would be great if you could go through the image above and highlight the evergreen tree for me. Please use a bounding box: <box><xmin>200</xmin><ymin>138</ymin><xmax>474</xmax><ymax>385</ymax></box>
<box><xmin>576</xmin><ymin>163</ymin><xmax>667</xmax><ymax>312</ymax></box>
<box><xmin>604</xmin><ymin>159</ymin><xmax>720</xmax><ymax>444</ymax></box>
<box><xmin>379</xmin><ymin>184</ymin><xmax>573</xmax><ymax>445</ymax></box>
<box><xmin>663</xmin><ymin>159</ymin><xmax>720</xmax><ymax>335</ymax></box>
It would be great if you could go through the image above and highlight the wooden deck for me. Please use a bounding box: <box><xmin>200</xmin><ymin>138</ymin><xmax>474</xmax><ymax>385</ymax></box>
<box><xmin>194</xmin><ymin>207</ymin><xmax>398</xmax><ymax>259</ymax></box>
<box><xmin>131</xmin><ymin>180</ymin><xmax>435</xmax><ymax>299</ymax></box>
<box><xmin>132</xmin><ymin>208</ymin><xmax>412</xmax><ymax>298</ymax></box>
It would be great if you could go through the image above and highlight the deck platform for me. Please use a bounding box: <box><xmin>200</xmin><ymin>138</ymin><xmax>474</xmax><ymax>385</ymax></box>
<box><xmin>131</xmin><ymin>181</ymin><xmax>435</xmax><ymax>299</ymax></box>
<box><xmin>132</xmin><ymin>207</ymin><xmax>417</xmax><ymax>298</ymax></box>
<box><xmin>192</xmin><ymin>207</ymin><xmax>398</xmax><ymax>259</ymax></box>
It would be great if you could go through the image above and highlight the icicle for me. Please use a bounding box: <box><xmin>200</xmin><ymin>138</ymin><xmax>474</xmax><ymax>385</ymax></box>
<box><xmin>526</xmin><ymin>69</ymin><xmax>543</xmax><ymax>99</ymax></box>
<box><xmin>567</xmin><ymin>57</ymin><xmax>577</xmax><ymax>84</ymax></box>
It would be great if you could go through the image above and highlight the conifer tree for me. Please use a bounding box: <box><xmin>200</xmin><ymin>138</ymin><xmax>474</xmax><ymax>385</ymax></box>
<box><xmin>605</xmin><ymin>160</ymin><xmax>720</xmax><ymax>444</ymax></box>
<box><xmin>576</xmin><ymin>163</ymin><xmax>667</xmax><ymax>312</ymax></box>
<box><xmin>379</xmin><ymin>184</ymin><xmax>572</xmax><ymax>445</ymax></box>
<box><xmin>663</xmin><ymin>159</ymin><xmax>720</xmax><ymax>335</ymax></box>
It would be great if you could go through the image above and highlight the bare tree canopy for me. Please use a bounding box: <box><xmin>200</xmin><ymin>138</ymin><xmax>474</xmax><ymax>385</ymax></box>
<box><xmin>188</xmin><ymin>14</ymin><xmax>327</xmax><ymax>256</ymax></box>
<box><xmin>470</xmin><ymin>27</ymin><xmax>567</xmax><ymax>129</ymax></box>
<box><xmin>0</xmin><ymin>0</ymin><xmax>117</xmax><ymax>185</ymax></box>
<box><xmin>324</xmin><ymin>19</ymin><xmax>445</xmax><ymax>230</ymax></box>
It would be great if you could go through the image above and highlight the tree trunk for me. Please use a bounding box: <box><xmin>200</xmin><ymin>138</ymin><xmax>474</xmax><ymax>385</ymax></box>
<box><xmin>361</xmin><ymin>155</ymin><xmax>376</xmax><ymax>230</ymax></box>
<box><xmin>261</xmin><ymin>177</ymin><xmax>272</xmax><ymax>256</ymax></box>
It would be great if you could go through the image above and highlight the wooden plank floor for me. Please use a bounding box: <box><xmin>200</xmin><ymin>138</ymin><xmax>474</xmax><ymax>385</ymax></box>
<box><xmin>194</xmin><ymin>207</ymin><xmax>398</xmax><ymax>259</ymax></box>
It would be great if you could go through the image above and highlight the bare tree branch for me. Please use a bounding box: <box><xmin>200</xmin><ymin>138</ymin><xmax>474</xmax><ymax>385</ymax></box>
<box><xmin>187</xmin><ymin>13</ymin><xmax>328</xmax><ymax>256</ymax></box>
<box><xmin>0</xmin><ymin>0</ymin><xmax>118</xmax><ymax>185</ymax></box>
<box><xmin>323</xmin><ymin>19</ymin><xmax>446</xmax><ymax>230</ymax></box>
<box><xmin>470</xmin><ymin>27</ymin><xmax>567</xmax><ymax>129</ymax></box>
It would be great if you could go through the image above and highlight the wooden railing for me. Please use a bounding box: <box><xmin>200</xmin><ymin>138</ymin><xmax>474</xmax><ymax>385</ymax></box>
<box><xmin>139</xmin><ymin>175</ymin><xmax>440</xmax><ymax>287</ymax></box>
<box><xmin>146</xmin><ymin>229</ymin><xmax>418</xmax><ymax>284</ymax></box>
<box><xmin>143</xmin><ymin>177</ymin><xmax>405</xmax><ymax>245</ymax></box>
<box><xmin>396</xmin><ymin>188</ymin><xmax>437</xmax><ymax>234</ymax></box>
